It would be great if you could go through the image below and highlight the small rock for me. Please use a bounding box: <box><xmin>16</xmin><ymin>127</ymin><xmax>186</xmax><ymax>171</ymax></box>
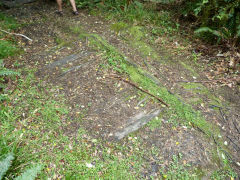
<box><xmin>221</xmin><ymin>153</ymin><xmax>225</xmax><ymax>159</ymax></box>
<box><xmin>86</xmin><ymin>163</ymin><xmax>94</xmax><ymax>168</ymax></box>
<box><xmin>92</xmin><ymin>139</ymin><xmax>97</xmax><ymax>143</ymax></box>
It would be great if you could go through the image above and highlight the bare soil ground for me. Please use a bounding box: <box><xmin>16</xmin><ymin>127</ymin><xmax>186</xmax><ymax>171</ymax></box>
<box><xmin>4</xmin><ymin>1</ymin><xmax>240</xmax><ymax>178</ymax></box>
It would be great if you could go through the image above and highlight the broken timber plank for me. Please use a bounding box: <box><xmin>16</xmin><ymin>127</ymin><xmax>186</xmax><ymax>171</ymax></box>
<box><xmin>114</xmin><ymin>109</ymin><xmax>161</xmax><ymax>140</ymax></box>
<box><xmin>46</xmin><ymin>52</ymin><xmax>93</xmax><ymax>69</ymax></box>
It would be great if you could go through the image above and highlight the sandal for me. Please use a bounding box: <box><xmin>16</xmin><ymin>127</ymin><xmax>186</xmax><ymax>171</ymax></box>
<box><xmin>73</xmin><ymin>11</ymin><xmax>79</xmax><ymax>15</ymax></box>
<box><xmin>56</xmin><ymin>10</ymin><xmax>63</xmax><ymax>16</ymax></box>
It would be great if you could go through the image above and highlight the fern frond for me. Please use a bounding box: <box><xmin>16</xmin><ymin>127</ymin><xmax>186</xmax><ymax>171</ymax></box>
<box><xmin>237</xmin><ymin>25</ymin><xmax>240</xmax><ymax>37</ymax></box>
<box><xmin>0</xmin><ymin>94</ymin><xmax>7</xmax><ymax>101</ymax></box>
<box><xmin>0</xmin><ymin>153</ymin><xmax>14</xmax><ymax>180</ymax></box>
<box><xmin>0</xmin><ymin>83</ymin><xmax>6</xmax><ymax>89</ymax></box>
<box><xmin>14</xmin><ymin>164</ymin><xmax>42</xmax><ymax>180</ymax></box>
<box><xmin>0</xmin><ymin>70</ymin><xmax>20</xmax><ymax>76</ymax></box>
<box><xmin>194</xmin><ymin>27</ymin><xmax>221</xmax><ymax>37</ymax></box>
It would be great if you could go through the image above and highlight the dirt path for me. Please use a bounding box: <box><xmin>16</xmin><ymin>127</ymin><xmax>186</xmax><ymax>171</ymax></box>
<box><xmin>4</xmin><ymin>1</ymin><xmax>240</xmax><ymax>178</ymax></box>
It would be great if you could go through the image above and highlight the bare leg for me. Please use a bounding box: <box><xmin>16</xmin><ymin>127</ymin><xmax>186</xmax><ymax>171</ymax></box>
<box><xmin>56</xmin><ymin>0</ymin><xmax>63</xmax><ymax>11</ymax></box>
<box><xmin>69</xmin><ymin>0</ymin><xmax>77</xmax><ymax>12</ymax></box>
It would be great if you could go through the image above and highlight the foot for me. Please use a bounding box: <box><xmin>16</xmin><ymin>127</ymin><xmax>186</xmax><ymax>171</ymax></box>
<box><xmin>73</xmin><ymin>11</ymin><xmax>79</xmax><ymax>15</ymax></box>
<box><xmin>56</xmin><ymin>10</ymin><xmax>63</xmax><ymax>16</ymax></box>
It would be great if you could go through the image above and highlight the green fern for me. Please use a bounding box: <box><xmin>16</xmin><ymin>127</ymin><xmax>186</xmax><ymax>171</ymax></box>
<box><xmin>0</xmin><ymin>41</ymin><xmax>18</xmax><ymax>59</ymax></box>
<box><xmin>0</xmin><ymin>153</ymin><xmax>14</xmax><ymax>180</ymax></box>
<box><xmin>0</xmin><ymin>153</ymin><xmax>42</xmax><ymax>180</ymax></box>
<box><xmin>194</xmin><ymin>27</ymin><xmax>222</xmax><ymax>37</ymax></box>
<box><xmin>180</xmin><ymin>0</ymin><xmax>240</xmax><ymax>42</ymax></box>
<box><xmin>0</xmin><ymin>70</ymin><xmax>19</xmax><ymax>76</ymax></box>
<box><xmin>0</xmin><ymin>59</ymin><xmax>20</xmax><ymax>85</ymax></box>
<box><xmin>0</xmin><ymin>94</ymin><xmax>7</xmax><ymax>101</ymax></box>
<box><xmin>15</xmin><ymin>164</ymin><xmax>42</xmax><ymax>180</ymax></box>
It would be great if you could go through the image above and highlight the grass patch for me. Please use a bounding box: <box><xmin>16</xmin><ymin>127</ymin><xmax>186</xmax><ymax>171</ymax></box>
<box><xmin>110</xmin><ymin>21</ymin><xmax>128</xmax><ymax>34</ymax></box>
<box><xmin>0</xmin><ymin>13</ymin><xmax>20</xmax><ymax>100</ymax></box>
<box><xmin>0</xmin><ymin>12</ymin><xmax>20</xmax><ymax>30</ymax></box>
<box><xmin>97</xmin><ymin>1</ymin><xmax>178</xmax><ymax>34</ymax></box>
<box><xmin>126</xmin><ymin>65</ymin><xmax>213</xmax><ymax>131</ymax></box>
<box><xmin>147</xmin><ymin>115</ymin><xmax>163</xmax><ymax>130</ymax></box>
<box><xmin>0</xmin><ymin>40</ymin><xmax>19</xmax><ymax>59</ymax></box>
<box><xmin>111</xmin><ymin>23</ymin><xmax>165</xmax><ymax>62</ymax></box>
<box><xmin>180</xmin><ymin>62</ymin><xmax>199</xmax><ymax>77</ymax></box>
<box><xmin>179</xmin><ymin>82</ymin><xmax>223</xmax><ymax>107</ymax></box>
<box><xmin>0</xmin><ymin>67</ymin><xmax>150</xmax><ymax>179</ymax></box>
<box><xmin>0</xmin><ymin>13</ymin><xmax>20</xmax><ymax>59</ymax></box>
<box><xmin>161</xmin><ymin>153</ymin><xmax>198</xmax><ymax>180</ymax></box>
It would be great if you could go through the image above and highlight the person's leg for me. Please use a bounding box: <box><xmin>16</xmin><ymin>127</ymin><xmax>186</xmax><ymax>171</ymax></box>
<box><xmin>56</xmin><ymin>0</ymin><xmax>63</xmax><ymax>12</ymax></box>
<box><xmin>69</xmin><ymin>0</ymin><xmax>77</xmax><ymax>12</ymax></box>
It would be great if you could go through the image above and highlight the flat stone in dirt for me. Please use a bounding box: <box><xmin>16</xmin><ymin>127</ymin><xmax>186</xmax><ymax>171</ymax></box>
<box><xmin>114</xmin><ymin>109</ymin><xmax>162</xmax><ymax>140</ymax></box>
<box><xmin>2</xmin><ymin>0</ymin><xmax>37</xmax><ymax>7</ymax></box>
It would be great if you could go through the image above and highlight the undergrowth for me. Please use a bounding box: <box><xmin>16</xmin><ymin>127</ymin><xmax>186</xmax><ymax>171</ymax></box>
<box><xmin>0</xmin><ymin>12</ymin><xmax>20</xmax><ymax>59</ymax></box>
<box><xmin>0</xmin><ymin>13</ymin><xmax>20</xmax><ymax>100</ymax></box>
<box><xmin>78</xmin><ymin>0</ymin><xmax>179</xmax><ymax>36</ymax></box>
<box><xmin>1</xmin><ymin>3</ymin><xmax>238</xmax><ymax>179</ymax></box>
<box><xmin>0</xmin><ymin>12</ymin><xmax>44</xmax><ymax>179</ymax></box>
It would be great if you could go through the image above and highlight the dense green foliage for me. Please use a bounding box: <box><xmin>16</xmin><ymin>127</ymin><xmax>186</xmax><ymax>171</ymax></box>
<box><xmin>0</xmin><ymin>13</ymin><xmax>19</xmax><ymax>58</ymax></box>
<box><xmin>181</xmin><ymin>0</ymin><xmax>240</xmax><ymax>42</ymax></box>
<box><xmin>0</xmin><ymin>13</ymin><xmax>20</xmax><ymax>101</ymax></box>
<box><xmin>75</xmin><ymin>0</ymin><xmax>240</xmax><ymax>43</ymax></box>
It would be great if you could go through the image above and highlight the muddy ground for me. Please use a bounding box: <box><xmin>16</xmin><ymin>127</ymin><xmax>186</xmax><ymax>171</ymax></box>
<box><xmin>3</xmin><ymin>0</ymin><xmax>240</xmax><ymax>178</ymax></box>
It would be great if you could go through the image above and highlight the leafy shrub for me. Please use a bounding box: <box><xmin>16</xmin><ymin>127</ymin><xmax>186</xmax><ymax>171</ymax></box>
<box><xmin>75</xmin><ymin>0</ymin><xmax>101</xmax><ymax>9</ymax></box>
<box><xmin>0</xmin><ymin>12</ymin><xmax>20</xmax><ymax>30</ymax></box>
<box><xmin>0</xmin><ymin>13</ymin><xmax>20</xmax><ymax>101</ymax></box>
<box><xmin>0</xmin><ymin>153</ymin><xmax>42</xmax><ymax>180</ymax></box>
<box><xmin>0</xmin><ymin>13</ymin><xmax>20</xmax><ymax>59</ymax></box>
<box><xmin>180</xmin><ymin>0</ymin><xmax>240</xmax><ymax>42</ymax></box>
<box><xmin>0</xmin><ymin>41</ymin><xmax>18</xmax><ymax>59</ymax></box>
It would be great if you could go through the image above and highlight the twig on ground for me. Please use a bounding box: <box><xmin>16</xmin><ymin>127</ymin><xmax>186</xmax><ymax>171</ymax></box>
<box><xmin>219</xmin><ymin>108</ymin><xmax>227</xmax><ymax>123</ymax></box>
<box><xmin>0</xmin><ymin>29</ymin><xmax>33</xmax><ymax>41</ymax></box>
<box><xmin>226</xmin><ymin>136</ymin><xmax>240</xmax><ymax>151</ymax></box>
<box><xmin>106</xmin><ymin>74</ymin><xmax>169</xmax><ymax>107</ymax></box>
<box><xmin>232</xmin><ymin>120</ymin><xmax>240</xmax><ymax>134</ymax></box>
